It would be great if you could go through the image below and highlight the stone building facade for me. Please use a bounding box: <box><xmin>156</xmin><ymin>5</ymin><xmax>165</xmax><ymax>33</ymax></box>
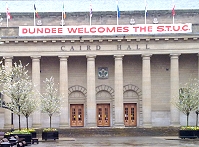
<box><xmin>0</xmin><ymin>10</ymin><xmax>199</xmax><ymax>129</ymax></box>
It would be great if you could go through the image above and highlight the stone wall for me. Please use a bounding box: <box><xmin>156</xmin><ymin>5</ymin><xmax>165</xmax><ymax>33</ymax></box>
<box><xmin>0</xmin><ymin>10</ymin><xmax>199</xmax><ymax>36</ymax></box>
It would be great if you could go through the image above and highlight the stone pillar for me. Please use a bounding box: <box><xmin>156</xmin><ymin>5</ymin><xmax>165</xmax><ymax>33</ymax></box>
<box><xmin>170</xmin><ymin>53</ymin><xmax>180</xmax><ymax>126</ymax></box>
<box><xmin>142</xmin><ymin>54</ymin><xmax>152</xmax><ymax>128</ymax></box>
<box><xmin>86</xmin><ymin>55</ymin><xmax>96</xmax><ymax>127</ymax></box>
<box><xmin>3</xmin><ymin>56</ymin><xmax>13</xmax><ymax>129</ymax></box>
<box><xmin>59</xmin><ymin>56</ymin><xmax>69</xmax><ymax>128</ymax></box>
<box><xmin>31</xmin><ymin>56</ymin><xmax>41</xmax><ymax>128</ymax></box>
<box><xmin>114</xmin><ymin>55</ymin><xmax>124</xmax><ymax>127</ymax></box>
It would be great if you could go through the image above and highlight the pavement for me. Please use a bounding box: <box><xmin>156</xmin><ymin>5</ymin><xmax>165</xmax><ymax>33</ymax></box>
<box><xmin>30</xmin><ymin>136</ymin><xmax>199</xmax><ymax>147</ymax></box>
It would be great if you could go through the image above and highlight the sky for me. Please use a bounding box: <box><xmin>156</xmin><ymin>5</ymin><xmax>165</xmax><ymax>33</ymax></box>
<box><xmin>0</xmin><ymin>0</ymin><xmax>199</xmax><ymax>13</ymax></box>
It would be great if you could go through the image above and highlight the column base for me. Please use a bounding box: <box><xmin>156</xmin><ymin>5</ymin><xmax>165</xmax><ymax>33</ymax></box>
<box><xmin>170</xmin><ymin>122</ymin><xmax>180</xmax><ymax>127</ymax></box>
<box><xmin>114</xmin><ymin>122</ymin><xmax>125</xmax><ymax>128</ymax></box>
<box><xmin>32</xmin><ymin>123</ymin><xmax>41</xmax><ymax>129</ymax></box>
<box><xmin>59</xmin><ymin>123</ymin><xmax>69</xmax><ymax>128</ymax></box>
<box><xmin>86</xmin><ymin>123</ymin><xmax>97</xmax><ymax>127</ymax></box>
<box><xmin>142</xmin><ymin>123</ymin><xmax>152</xmax><ymax>128</ymax></box>
<box><xmin>4</xmin><ymin>124</ymin><xmax>12</xmax><ymax>130</ymax></box>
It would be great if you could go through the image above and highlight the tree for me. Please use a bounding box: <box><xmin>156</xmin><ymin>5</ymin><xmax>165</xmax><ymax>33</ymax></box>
<box><xmin>2</xmin><ymin>61</ymin><xmax>39</xmax><ymax>130</ymax></box>
<box><xmin>174</xmin><ymin>78</ymin><xmax>199</xmax><ymax>127</ymax></box>
<box><xmin>41</xmin><ymin>77</ymin><xmax>62</xmax><ymax>129</ymax></box>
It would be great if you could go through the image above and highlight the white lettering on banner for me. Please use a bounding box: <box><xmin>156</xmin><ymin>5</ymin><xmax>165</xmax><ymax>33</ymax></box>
<box><xmin>19</xmin><ymin>24</ymin><xmax>192</xmax><ymax>36</ymax></box>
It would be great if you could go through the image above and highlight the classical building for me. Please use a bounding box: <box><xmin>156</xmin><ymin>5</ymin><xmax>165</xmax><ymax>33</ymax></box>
<box><xmin>0</xmin><ymin>10</ymin><xmax>199</xmax><ymax>129</ymax></box>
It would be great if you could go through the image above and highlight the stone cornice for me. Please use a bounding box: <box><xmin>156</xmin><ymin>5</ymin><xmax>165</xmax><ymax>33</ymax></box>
<box><xmin>1</xmin><ymin>35</ymin><xmax>199</xmax><ymax>44</ymax></box>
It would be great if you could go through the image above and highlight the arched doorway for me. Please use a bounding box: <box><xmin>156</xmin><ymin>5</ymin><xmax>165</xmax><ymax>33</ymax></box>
<box><xmin>68</xmin><ymin>85</ymin><xmax>87</xmax><ymax>127</ymax></box>
<box><xmin>123</xmin><ymin>84</ymin><xmax>142</xmax><ymax>127</ymax></box>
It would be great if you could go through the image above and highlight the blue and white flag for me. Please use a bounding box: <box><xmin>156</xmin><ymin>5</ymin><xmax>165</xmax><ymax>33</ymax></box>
<box><xmin>117</xmin><ymin>0</ymin><xmax>120</xmax><ymax>18</ymax></box>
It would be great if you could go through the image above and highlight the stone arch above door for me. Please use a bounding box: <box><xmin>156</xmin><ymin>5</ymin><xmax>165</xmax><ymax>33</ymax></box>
<box><xmin>68</xmin><ymin>85</ymin><xmax>87</xmax><ymax>96</ymax></box>
<box><xmin>96</xmin><ymin>85</ymin><xmax>114</xmax><ymax>98</ymax></box>
<box><xmin>68</xmin><ymin>85</ymin><xmax>87</xmax><ymax>103</ymax></box>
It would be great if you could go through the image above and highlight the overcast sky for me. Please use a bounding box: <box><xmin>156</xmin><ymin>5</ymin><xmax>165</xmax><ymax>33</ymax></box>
<box><xmin>0</xmin><ymin>0</ymin><xmax>199</xmax><ymax>13</ymax></box>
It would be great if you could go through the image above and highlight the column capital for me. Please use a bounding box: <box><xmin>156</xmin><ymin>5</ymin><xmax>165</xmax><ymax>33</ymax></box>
<box><xmin>86</xmin><ymin>55</ymin><xmax>96</xmax><ymax>59</ymax></box>
<box><xmin>114</xmin><ymin>55</ymin><xmax>124</xmax><ymax>61</ymax></box>
<box><xmin>31</xmin><ymin>56</ymin><xmax>41</xmax><ymax>60</ymax></box>
<box><xmin>141</xmin><ymin>54</ymin><xmax>152</xmax><ymax>58</ymax></box>
<box><xmin>59</xmin><ymin>56</ymin><xmax>69</xmax><ymax>61</ymax></box>
<box><xmin>4</xmin><ymin>56</ymin><xmax>13</xmax><ymax>61</ymax></box>
<box><xmin>170</xmin><ymin>53</ymin><xmax>181</xmax><ymax>58</ymax></box>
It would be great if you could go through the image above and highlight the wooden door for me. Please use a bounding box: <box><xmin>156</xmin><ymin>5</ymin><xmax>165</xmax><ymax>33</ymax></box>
<box><xmin>70</xmin><ymin>104</ymin><xmax>84</xmax><ymax>127</ymax></box>
<box><xmin>124</xmin><ymin>103</ymin><xmax>137</xmax><ymax>126</ymax></box>
<box><xmin>97</xmin><ymin>104</ymin><xmax>110</xmax><ymax>127</ymax></box>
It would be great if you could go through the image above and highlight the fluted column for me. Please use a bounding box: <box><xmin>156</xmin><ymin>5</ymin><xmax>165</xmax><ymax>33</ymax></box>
<box><xmin>114</xmin><ymin>55</ymin><xmax>124</xmax><ymax>127</ymax></box>
<box><xmin>86</xmin><ymin>55</ymin><xmax>96</xmax><ymax>127</ymax></box>
<box><xmin>170</xmin><ymin>54</ymin><xmax>180</xmax><ymax>126</ymax></box>
<box><xmin>59</xmin><ymin>56</ymin><xmax>69</xmax><ymax>128</ymax></box>
<box><xmin>31</xmin><ymin>56</ymin><xmax>41</xmax><ymax>128</ymax></box>
<box><xmin>4</xmin><ymin>56</ymin><xmax>13</xmax><ymax>129</ymax></box>
<box><xmin>142</xmin><ymin>54</ymin><xmax>152</xmax><ymax>128</ymax></box>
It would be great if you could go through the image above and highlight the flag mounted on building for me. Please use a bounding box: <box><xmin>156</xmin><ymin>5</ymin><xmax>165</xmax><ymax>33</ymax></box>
<box><xmin>116</xmin><ymin>0</ymin><xmax>120</xmax><ymax>25</ymax></box>
<box><xmin>34</xmin><ymin>4</ymin><xmax>40</xmax><ymax>18</ymax></box>
<box><xmin>62</xmin><ymin>3</ymin><xmax>66</xmax><ymax>19</ymax></box>
<box><xmin>144</xmin><ymin>0</ymin><xmax>147</xmax><ymax>24</ymax></box>
<box><xmin>172</xmin><ymin>0</ymin><xmax>175</xmax><ymax>24</ymax></box>
<box><xmin>172</xmin><ymin>5</ymin><xmax>175</xmax><ymax>16</ymax></box>
<box><xmin>61</xmin><ymin>3</ymin><xmax>66</xmax><ymax>26</ymax></box>
<box><xmin>6</xmin><ymin>3</ymin><xmax>11</xmax><ymax>27</ymax></box>
<box><xmin>90</xmin><ymin>0</ymin><xmax>92</xmax><ymax>25</ymax></box>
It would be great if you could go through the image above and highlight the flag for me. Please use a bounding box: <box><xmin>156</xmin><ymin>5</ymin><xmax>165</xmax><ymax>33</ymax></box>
<box><xmin>34</xmin><ymin>4</ymin><xmax>40</xmax><ymax>18</ymax></box>
<box><xmin>145</xmin><ymin>0</ymin><xmax>147</xmax><ymax>17</ymax></box>
<box><xmin>144</xmin><ymin>0</ymin><xmax>147</xmax><ymax>24</ymax></box>
<box><xmin>62</xmin><ymin>3</ymin><xmax>66</xmax><ymax>19</ymax></box>
<box><xmin>6</xmin><ymin>3</ymin><xmax>11</xmax><ymax>19</ymax></box>
<box><xmin>172</xmin><ymin>4</ymin><xmax>175</xmax><ymax>16</ymax></box>
<box><xmin>116</xmin><ymin>0</ymin><xmax>120</xmax><ymax>18</ymax></box>
<box><xmin>90</xmin><ymin>0</ymin><xmax>92</xmax><ymax>18</ymax></box>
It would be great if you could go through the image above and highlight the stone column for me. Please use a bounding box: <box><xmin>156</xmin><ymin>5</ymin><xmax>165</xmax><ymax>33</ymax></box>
<box><xmin>114</xmin><ymin>55</ymin><xmax>124</xmax><ymax>127</ymax></box>
<box><xmin>3</xmin><ymin>56</ymin><xmax>13</xmax><ymax>129</ymax></box>
<box><xmin>142</xmin><ymin>54</ymin><xmax>152</xmax><ymax>128</ymax></box>
<box><xmin>170</xmin><ymin>54</ymin><xmax>180</xmax><ymax>126</ymax></box>
<box><xmin>86</xmin><ymin>55</ymin><xmax>96</xmax><ymax>127</ymax></box>
<box><xmin>59</xmin><ymin>56</ymin><xmax>69</xmax><ymax>128</ymax></box>
<box><xmin>31</xmin><ymin>56</ymin><xmax>41</xmax><ymax>128</ymax></box>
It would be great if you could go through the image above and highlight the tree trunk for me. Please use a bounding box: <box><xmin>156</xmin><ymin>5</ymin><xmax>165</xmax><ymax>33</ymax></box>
<box><xmin>196</xmin><ymin>111</ymin><xmax>199</xmax><ymax>127</ymax></box>
<box><xmin>50</xmin><ymin>116</ymin><xmax>52</xmax><ymax>129</ymax></box>
<box><xmin>187</xmin><ymin>113</ymin><xmax>189</xmax><ymax>127</ymax></box>
<box><xmin>19</xmin><ymin>114</ymin><xmax>21</xmax><ymax>130</ymax></box>
<box><xmin>26</xmin><ymin>117</ymin><xmax>29</xmax><ymax>130</ymax></box>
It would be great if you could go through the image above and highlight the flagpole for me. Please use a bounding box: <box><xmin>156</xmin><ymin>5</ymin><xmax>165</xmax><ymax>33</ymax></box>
<box><xmin>116</xmin><ymin>0</ymin><xmax>118</xmax><ymax>25</ymax></box>
<box><xmin>172</xmin><ymin>0</ymin><xmax>175</xmax><ymax>24</ymax></box>
<box><xmin>90</xmin><ymin>15</ymin><xmax>92</xmax><ymax>26</ymax></box>
<box><xmin>34</xmin><ymin>11</ymin><xmax>35</xmax><ymax>26</ymax></box>
<box><xmin>90</xmin><ymin>0</ymin><xmax>92</xmax><ymax>26</ymax></box>
<box><xmin>7</xmin><ymin>16</ymin><xmax>8</xmax><ymax>27</ymax></box>
<box><xmin>62</xmin><ymin>3</ymin><xmax>64</xmax><ymax>26</ymax></box>
<box><xmin>6</xmin><ymin>3</ymin><xmax>8</xmax><ymax>27</ymax></box>
<box><xmin>145</xmin><ymin>0</ymin><xmax>147</xmax><ymax>24</ymax></box>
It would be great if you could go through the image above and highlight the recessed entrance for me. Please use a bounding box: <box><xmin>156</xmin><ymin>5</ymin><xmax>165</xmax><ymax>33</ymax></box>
<box><xmin>97</xmin><ymin>104</ymin><xmax>110</xmax><ymax>127</ymax></box>
<box><xmin>70</xmin><ymin>104</ymin><xmax>84</xmax><ymax>127</ymax></box>
<box><xmin>124</xmin><ymin>103</ymin><xmax>137</xmax><ymax>126</ymax></box>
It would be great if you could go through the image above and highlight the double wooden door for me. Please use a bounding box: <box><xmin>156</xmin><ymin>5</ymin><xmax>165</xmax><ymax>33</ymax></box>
<box><xmin>97</xmin><ymin>104</ymin><xmax>110</xmax><ymax>127</ymax></box>
<box><xmin>124</xmin><ymin>103</ymin><xmax>137</xmax><ymax>126</ymax></box>
<box><xmin>70</xmin><ymin>104</ymin><xmax>84</xmax><ymax>127</ymax></box>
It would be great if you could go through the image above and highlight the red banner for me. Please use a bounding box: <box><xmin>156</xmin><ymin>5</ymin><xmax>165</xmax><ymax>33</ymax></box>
<box><xmin>19</xmin><ymin>24</ymin><xmax>192</xmax><ymax>36</ymax></box>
